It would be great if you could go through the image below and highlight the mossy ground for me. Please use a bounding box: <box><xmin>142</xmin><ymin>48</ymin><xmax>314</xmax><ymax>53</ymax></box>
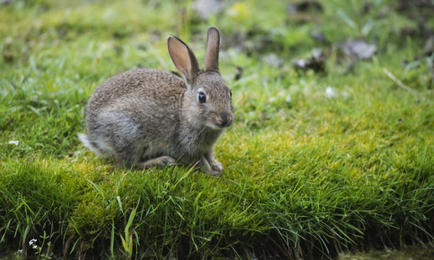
<box><xmin>1</xmin><ymin>0</ymin><xmax>434</xmax><ymax>259</ymax></box>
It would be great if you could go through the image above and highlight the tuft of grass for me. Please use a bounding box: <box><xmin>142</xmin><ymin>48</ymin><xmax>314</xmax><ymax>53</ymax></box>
<box><xmin>1</xmin><ymin>0</ymin><xmax>434</xmax><ymax>259</ymax></box>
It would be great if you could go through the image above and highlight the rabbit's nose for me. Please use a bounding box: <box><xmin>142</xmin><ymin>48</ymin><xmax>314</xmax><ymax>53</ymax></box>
<box><xmin>219</xmin><ymin>111</ymin><xmax>233</xmax><ymax>127</ymax></box>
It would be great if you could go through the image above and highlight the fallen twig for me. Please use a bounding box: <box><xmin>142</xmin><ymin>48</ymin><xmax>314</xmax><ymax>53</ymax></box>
<box><xmin>382</xmin><ymin>67</ymin><xmax>418</xmax><ymax>94</ymax></box>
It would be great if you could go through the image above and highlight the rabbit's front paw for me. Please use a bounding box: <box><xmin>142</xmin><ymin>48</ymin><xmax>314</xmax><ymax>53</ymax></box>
<box><xmin>200</xmin><ymin>154</ymin><xmax>223</xmax><ymax>176</ymax></box>
<box><xmin>210</xmin><ymin>160</ymin><xmax>223</xmax><ymax>176</ymax></box>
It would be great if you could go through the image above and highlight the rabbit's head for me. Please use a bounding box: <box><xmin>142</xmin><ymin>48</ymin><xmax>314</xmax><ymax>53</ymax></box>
<box><xmin>168</xmin><ymin>27</ymin><xmax>233</xmax><ymax>130</ymax></box>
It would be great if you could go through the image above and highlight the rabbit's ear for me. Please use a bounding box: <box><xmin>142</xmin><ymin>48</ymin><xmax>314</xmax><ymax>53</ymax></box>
<box><xmin>167</xmin><ymin>36</ymin><xmax>200</xmax><ymax>85</ymax></box>
<box><xmin>204</xmin><ymin>27</ymin><xmax>220</xmax><ymax>72</ymax></box>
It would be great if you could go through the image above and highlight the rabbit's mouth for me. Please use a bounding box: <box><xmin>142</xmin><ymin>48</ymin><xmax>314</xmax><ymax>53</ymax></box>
<box><xmin>208</xmin><ymin>113</ymin><xmax>233</xmax><ymax>129</ymax></box>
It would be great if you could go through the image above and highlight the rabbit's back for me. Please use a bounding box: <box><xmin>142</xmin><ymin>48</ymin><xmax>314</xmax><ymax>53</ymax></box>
<box><xmin>86</xmin><ymin>68</ymin><xmax>186</xmax><ymax>115</ymax></box>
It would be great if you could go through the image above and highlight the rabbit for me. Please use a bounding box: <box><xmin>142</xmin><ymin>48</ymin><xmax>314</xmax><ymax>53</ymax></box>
<box><xmin>78</xmin><ymin>27</ymin><xmax>233</xmax><ymax>176</ymax></box>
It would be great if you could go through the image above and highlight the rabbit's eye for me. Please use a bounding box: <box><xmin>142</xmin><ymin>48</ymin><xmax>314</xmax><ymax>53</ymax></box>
<box><xmin>198</xmin><ymin>92</ymin><xmax>207</xmax><ymax>103</ymax></box>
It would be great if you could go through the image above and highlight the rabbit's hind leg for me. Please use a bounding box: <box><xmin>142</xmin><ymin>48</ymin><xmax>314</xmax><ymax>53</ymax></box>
<box><xmin>113</xmin><ymin>143</ymin><xmax>148</xmax><ymax>170</ymax></box>
<box><xmin>95</xmin><ymin>110</ymin><xmax>146</xmax><ymax>170</ymax></box>
<box><xmin>135</xmin><ymin>156</ymin><xmax>177</xmax><ymax>169</ymax></box>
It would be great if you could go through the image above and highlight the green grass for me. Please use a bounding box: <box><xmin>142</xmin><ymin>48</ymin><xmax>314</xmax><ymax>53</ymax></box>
<box><xmin>1</xmin><ymin>0</ymin><xmax>434</xmax><ymax>259</ymax></box>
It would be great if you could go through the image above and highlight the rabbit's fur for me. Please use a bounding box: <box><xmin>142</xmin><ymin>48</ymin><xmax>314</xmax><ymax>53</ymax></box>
<box><xmin>78</xmin><ymin>27</ymin><xmax>233</xmax><ymax>176</ymax></box>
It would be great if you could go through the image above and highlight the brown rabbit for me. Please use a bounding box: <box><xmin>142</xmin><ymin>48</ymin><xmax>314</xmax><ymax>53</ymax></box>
<box><xmin>78</xmin><ymin>27</ymin><xmax>233</xmax><ymax>176</ymax></box>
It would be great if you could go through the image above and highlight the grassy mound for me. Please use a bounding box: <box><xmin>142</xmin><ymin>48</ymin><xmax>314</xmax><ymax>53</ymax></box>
<box><xmin>1</xmin><ymin>0</ymin><xmax>434</xmax><ymax>259</ymax></box>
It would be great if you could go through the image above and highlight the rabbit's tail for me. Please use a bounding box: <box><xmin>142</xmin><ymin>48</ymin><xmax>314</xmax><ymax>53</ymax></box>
<box><xmin>78</xmin><ymin>133</ymin><xmax>113</xmax><ymax>157</ymax></box>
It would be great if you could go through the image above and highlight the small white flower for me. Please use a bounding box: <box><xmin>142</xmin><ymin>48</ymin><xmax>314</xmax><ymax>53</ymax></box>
<box><xmin>341</xmin><ymin>91</ymin><xmax>349</xmax><ymax>99</ymax></box>
<box><xmin>9</xmin><ymin>140</ymin><xmax>19</xmax><ymax>146</ymax></box>
<box><xmin>32</xmin><ymin>245</ymin><xmax>38</xmax><ymax>249</ymax></box>
<box><xmin>325</xmin><ymin>86</ymin><xmax>336</xmax><ymax>98</ymax></box>
<box><xmin>18</xmin><ymin>249</ymin><xmax>23</xmax><ymax>253</ymax></box>
<box><xmin>29</xmin><ymin>238</ymin><xmax>37</xmax><ymax>246</ymax></box>
<box><xmin>285</xmin><ymin>95</ymin><xmax>291</xmax><ymax>103</ymax></box>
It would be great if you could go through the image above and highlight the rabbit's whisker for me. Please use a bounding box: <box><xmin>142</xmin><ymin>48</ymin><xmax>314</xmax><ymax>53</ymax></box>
<box><xmin>229</xmin><ymin>123</ymin><xmax>243</xmax><ymax>137</ymax></box>
<box><xmin>233</xmin><ymin>121</ymin><xmax>249</xmax><ymax>133</ymax></box>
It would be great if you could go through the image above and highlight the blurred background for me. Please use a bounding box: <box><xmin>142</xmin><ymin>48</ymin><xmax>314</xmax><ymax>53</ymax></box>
<box><xmin>2</xmin><ymin>0</ymin><xmax>433</xmax><ymax>80</ymax></box>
